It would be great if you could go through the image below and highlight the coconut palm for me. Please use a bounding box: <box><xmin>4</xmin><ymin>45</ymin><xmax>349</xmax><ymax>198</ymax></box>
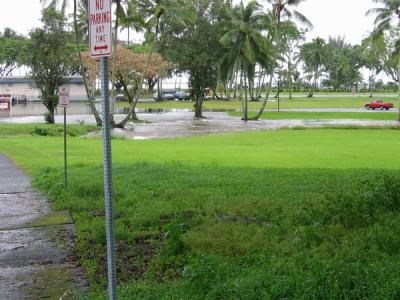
<box><xmin>300</xmin><ymin>37</ymin><xmax>326</xmax><ymax>97</ymax></box>
<box><xmin>246</xmin><ymin>0</ymin><xmax>311</xmax><ymax>120</ymax></box>
<box><xmin>117</xmin><ymin>0</ymin><xmax>195</xmax><ymax>127</ymax></box>
<box><xmin>74</xmin><ymin>0</ymin><xmax>89</xmax><ymax>42</ymax></box>
<box><xmin>266</xmin><ymin>0</ymin><xmax>312</xmax><ymax>28</ymax></box>
<box><xmin>220</xmin><ymin>1</ymin><xmax>272</xmax><ymax>121</ymax></box>
<box><xmin>367</xmin><ymin>0</ymin><xmax>400</xmax><ymax>120</ymax></box>
<box><xmin>120</xmin><ymin>1</ymin><xmax>145</xmax><ymax>46</ymax></box>
<box><xmin>366</xmin><ymin>0</ymin><xmax>400</xmax><ymax>33</ymax></box>
<box><xmin>361</xmin><ymin>34</ymin><xmax>386</xmax><ymax>98</ymax></box>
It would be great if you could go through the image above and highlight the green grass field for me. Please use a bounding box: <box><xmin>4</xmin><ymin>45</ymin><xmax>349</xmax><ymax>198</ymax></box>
<box><xmin>0</xmin><ymin>124</ymin><xmax>98</xmax><ymax>137</ymax></box>
<box><xmin>127</xmin><ymin>95</ymin><xmax>399</xmax><ymax>110</ymax></box>
<box><xmin>1</xmin><ymin>126</ymin><xmax>400</xmax><ymax>299</ymax></box>
<box><xmin>229</xmin><ymin>111</ymin><xmax>399</xmax><ymax>120</ymax></box>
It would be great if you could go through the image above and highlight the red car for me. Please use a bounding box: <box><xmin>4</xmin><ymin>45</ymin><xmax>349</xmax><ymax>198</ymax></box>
<box><xmin>365</xmin><ymin>100</ymin><xmax>394</xmax><ymax>110</ymax></box>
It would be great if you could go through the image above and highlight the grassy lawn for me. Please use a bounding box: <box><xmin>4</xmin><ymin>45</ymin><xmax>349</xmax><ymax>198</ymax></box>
<box><xmin>127</xmin><ymin>95</ymin><xmax>399</xmax><ymax>110</ymax></box>
<box><xmin>0</xmin><ymin>123</ymin><xmax>98</xmax><ymax>137</ymax></box>
<box><xmin>229</xmin><ymin>111</ymin><xmax>399</xmax><ymax>120</ymax></box>
<box><xmin>1</xmin><ymin>126</ymin><xmax>400</xmax><ymax>299</ymax></box>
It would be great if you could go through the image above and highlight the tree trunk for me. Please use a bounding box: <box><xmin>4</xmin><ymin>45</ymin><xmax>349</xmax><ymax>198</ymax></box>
<box><xmin>116</xmin><ymin>19</ymin><xmax>160</xmax><ymax>128</ymax></box>
<box><xmin>147</xmin><ymin>78</ymin><xmax>158</xmax><ymax>92</ymax></box>
<box><xmin>157</xmin><ymin>77</ymin><xmax>162</xmax><ymax>101</ymax></box>
<box><xmin>249</xmin><ymin>71</ymin><xmax>255</xmax><ymax>102</ymax></box>
<box><xmin>227</xmin><ymin>64</ymin><xmax>237</xmax><ymax>99</ymax></box>
<box><xmin>239</xmin><ymin>67</ymin><xmax>244</xmax><ymax>109</ymax></box>
<box><xmin>255</xmin><ymin>70</ymin><xmax>266</xmax><ymax>100</ymax></box>
<box><xmin>250</xmin><ymin>2</ymin><xmax>283</xmax><ymax>120</ymax></box>
<box><xmin>369</xmin><ymin>69</ymin><xmax>374</xmax><ymax>98</ymax></box>
<box><xmin>47</xmin><ymin>109</ymin><xmax>55</xmax><ymax>124</ymax></box>
<box><xmin>174</xmin><ymin>73</ymin><xmax>178</xmax><ymax>90</ymax></box>
<box><xmin>243</xmin><ymin>61</ymin><xmax>248</xmax><ymax>122</ymax></box>
<box><xmin>194</xmin><ymin>94</ymin><xmax>203</xmax><ymax>118</ymax></box>
<box><xmin>288</xmin><ymin>59</ymin><xmax>293</xmax><ymax>99</ymax></box>
<box><xmin>308</xmin><ymin>67</ymin><xmax>318</xmax><ymax>98</ymax></box>
<box><xmin>250</xmin><ymin>74</ymin><xmax>274</xmax><ymax>120</ymax></box>
<box><xmin>73</xmin><ymin>0</ymin><xmax>102</xmax><ymax>126</ymax></box>
<box><xmin>43</xmin><ymin>99</ymin><xmax>55</xmax><ymax>124</ymax></box>
<box><xmin>234</xmin><ymin>69</ymin><xmax>239</xmax><ymax>98</ymax></box>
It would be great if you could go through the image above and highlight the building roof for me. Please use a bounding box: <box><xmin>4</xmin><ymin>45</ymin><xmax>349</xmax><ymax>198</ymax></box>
<box><xmin>0</xmin><ymin>77</ymin><xmax>84</xmax><ymax>84</ymax></box>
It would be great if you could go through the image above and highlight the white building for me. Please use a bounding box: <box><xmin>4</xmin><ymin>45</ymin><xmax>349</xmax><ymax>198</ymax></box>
<box><xmin>0</xmin><ymin>77</ymin><xmax>87</xmax><ymax>101</ymax></box>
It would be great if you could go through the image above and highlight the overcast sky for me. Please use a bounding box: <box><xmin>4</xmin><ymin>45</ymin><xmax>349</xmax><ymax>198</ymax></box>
<box><xmin>0</xmin><ymin>0</ymin><xmax>378</xmax><ymax>45</ymax></box>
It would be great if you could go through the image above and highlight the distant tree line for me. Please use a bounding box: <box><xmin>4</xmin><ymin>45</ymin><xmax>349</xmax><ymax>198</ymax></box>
<box><xmin>0</xmin><ymin>0</ymin><xmax>398</xmax><ymax>124</ymax></box>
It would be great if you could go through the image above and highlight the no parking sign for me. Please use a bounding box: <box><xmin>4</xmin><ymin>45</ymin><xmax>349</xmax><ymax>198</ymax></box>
<box><xmin>0</xmin><ymin>94</ymin><xmax>12</xmax><ymax>119</ymax></box>
<box><xmin>0</xmin><ymin>94</ymin><xmax>11</xmax><ymax>110</ymax></box>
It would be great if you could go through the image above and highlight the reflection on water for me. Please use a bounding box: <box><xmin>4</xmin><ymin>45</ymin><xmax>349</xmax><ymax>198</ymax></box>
<box><xmin>9</xmin><ymin>102</ymin><xmax>94</xmax><ymax>117</ymax></box>
<box><xmin>5</xmin><ymin>101</ymin><xmax>240</xmax><ymax>117</ymax></box>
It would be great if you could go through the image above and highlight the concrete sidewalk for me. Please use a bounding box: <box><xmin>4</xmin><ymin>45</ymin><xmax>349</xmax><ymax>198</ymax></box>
<box><xmin>0</xmin><ymin>154</ymin><xmax>86</xmax><ymax>299</ymax></box>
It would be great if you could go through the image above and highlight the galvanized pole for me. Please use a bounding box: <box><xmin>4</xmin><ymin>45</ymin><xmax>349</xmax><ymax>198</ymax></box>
<box><xmin>101</xmin><ymin>56</ymin><xmax>117</xmax><ymax>300</ymax></box>
<box><xmin>398</xmin><ymin>20</ymin><xmax>400</xmax><ymax>122</ymax></box>
<box><xmin>63</xmin><ymin>107</ymin><xmax>67</xmax><ymax>190</ymax></box>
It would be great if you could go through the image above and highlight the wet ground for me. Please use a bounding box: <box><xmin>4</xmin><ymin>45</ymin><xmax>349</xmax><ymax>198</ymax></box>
<box><xmin>0</xmin><ymin>155</ymin><xmax>86</xmax><ymax>299</ymax></box>
<box><xmin>1</xmin><ymin>110</ymin><xmax>397</xmax><ymax>140</ymax></box>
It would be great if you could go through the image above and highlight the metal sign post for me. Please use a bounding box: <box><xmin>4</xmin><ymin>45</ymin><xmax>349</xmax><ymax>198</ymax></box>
<box><xmin>89</xmin><ymin>1</ymin><xmax>116</xmax><ymax>299</ymax></box>
<box><xmin>100</xmin><ymin>56</ymin><xmax>117</xmax><ymax>300</ymax></box>
<box><xmin>59</xmin><ymin>86</ymin><xmax>69</xmax><ymax>190</ymax></box>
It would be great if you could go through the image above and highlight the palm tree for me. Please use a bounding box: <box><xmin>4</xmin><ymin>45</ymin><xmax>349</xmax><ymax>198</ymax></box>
<box><xmin>366</xmin><ymin>0</ymin><xmax>400</xmax><ymax>33</ymax></box>
<box><xmin>117</xmin><ymin>0</ymin><xmax>195</xmax><ymax>127</ymax></box>
<box><xmin>300</xmin><ymin>37</ymin><xmax>326</xmax><ymax>97</ymax></box>
<box><xmin>75</xmin><ymin>0</ymin><xmax>90</xmax><ymax>42</ymax></box>
<box><xmin>361</xmin><ymin>34</ymin><xmax>385</xmax><ymax>98</ymax></box>
<box><xmin>119</xmin><ymin>1</ymin><xmax>145</xmax><ymax>46</ymax></box>
<box><xmin>246</xmin><ymin>0</ymin><xmax>311</xmax><ymax>120</ymax></box>
<box><xmin>367</xmin><ymin>0</ymin><xmax>400</xmax><ymax>120</ymax></box>
<box><xmin>266</xmin><ymin>0</ymin><xmax>312</xmax><ymax>28</ymax></box>
<box><xmin>220</xmin><ymin>1</ymin><xmax>271</xmax><ymax>121</ymax></box>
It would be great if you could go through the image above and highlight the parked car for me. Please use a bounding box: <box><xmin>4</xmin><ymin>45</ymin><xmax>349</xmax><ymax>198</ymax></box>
<box><xmin>153</xmin><ymin>90</ymin><xmax>191</xmax><ymax>101</ymax></box>
<box><xmin>365</xmin><ymin>100</ymin><xmax>394</xmax><ymax>110</ymax></box>
<box><xmin>174</xmin><ymin>90</ymin><xmax>191</xmax><ymax>100</ymax></box>
<box><xmin>114</xmin><ymin>94</ymin><xmax>126</xmax><ymax>102</ymax></box>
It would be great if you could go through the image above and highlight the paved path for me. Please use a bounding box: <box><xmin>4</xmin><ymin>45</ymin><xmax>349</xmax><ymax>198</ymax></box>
<box><xmin>0</xmin><ymin>154</ymin><xmax>86</xmax><ymax>299</ymax></box>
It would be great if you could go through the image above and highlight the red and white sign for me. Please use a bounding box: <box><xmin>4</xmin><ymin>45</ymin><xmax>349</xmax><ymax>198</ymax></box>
<box><xmin>59</xmin><ymin>86</ymin><xmax>70</xmax><ymax>107</ymax></box>
<box><xmin>89</xmin><ymin>0</ymin><xmax>112</xmax><ymax>58</ymax></box>
<box><xmin>0</xmin><ymin>94</ymin><xmax>11</xmax><ymax>111</ymax></box>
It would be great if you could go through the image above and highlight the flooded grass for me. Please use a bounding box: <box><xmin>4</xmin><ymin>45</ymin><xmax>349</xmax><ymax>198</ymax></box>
<box><xmin>1</xmin><ymin>129</ymin><xmax>400</xmax><ymax>298</ymax></box>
